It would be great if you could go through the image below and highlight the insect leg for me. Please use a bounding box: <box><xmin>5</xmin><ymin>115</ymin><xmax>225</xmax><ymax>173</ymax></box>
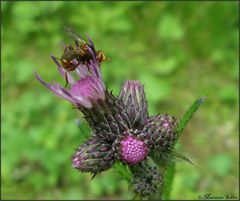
<box><xmin>64</xmin><ymin>71</ymin><xmax>69</xmax><ymax>87</ymax></box>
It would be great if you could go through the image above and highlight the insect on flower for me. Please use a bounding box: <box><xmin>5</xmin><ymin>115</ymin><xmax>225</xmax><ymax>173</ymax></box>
<box><xmin>58</xmin><ymin>28</ymin><xmax>110</xmax><ymax>86</ymax></box>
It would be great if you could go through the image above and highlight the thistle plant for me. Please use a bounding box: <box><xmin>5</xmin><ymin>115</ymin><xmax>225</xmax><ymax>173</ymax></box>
<box><xmin>35</xmin><ymin>31</ymin><xmax>205</xmax><ymax>199</ymax></box>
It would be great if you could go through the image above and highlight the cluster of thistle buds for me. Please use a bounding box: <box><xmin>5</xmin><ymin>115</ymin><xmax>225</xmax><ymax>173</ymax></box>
<box><xmin>35</xmin><ymin>32</ymin><xmax>179</xmax><ymax>197</ymax></box>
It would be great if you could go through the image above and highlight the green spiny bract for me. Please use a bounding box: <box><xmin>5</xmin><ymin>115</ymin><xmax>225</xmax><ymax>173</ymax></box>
<box><xmin>81</xmin><ymin>92</ymin><xmax>131</xmax><ymax>142</ymax></box>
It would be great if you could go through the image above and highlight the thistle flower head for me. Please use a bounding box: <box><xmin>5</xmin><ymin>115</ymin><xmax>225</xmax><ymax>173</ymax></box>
<box><xmin>114</xmin><ymin>130</ymin><xmax>149</xmax><ymax>165</ymax></box>
<box><xmin>72</xmin><ymin>138</ymin><xmax>115</xmax><ymax>174</ymax></box>
<box><xmin>35</xmin><ymin>36</ymin><xmax>105</xmax><ymax>109</ymax></box>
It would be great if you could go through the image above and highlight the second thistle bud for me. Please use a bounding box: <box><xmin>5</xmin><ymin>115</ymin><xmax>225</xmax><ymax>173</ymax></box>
<box><xmin>143</xmin><ymin>114</ymin><xmax>178</xmax><ymax>151</ymax></box>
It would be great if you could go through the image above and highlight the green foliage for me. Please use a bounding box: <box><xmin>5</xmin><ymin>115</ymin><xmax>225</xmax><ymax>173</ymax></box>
<box><xmin>208</xmin><ymin>154</ymin><xmax>233</xmax><ymax>177</ymax></box>
<box><xmin>113</xmin><ymin>162</ymin><xmax>132</xmax><ymax>182</ymax></box>
<box><xmin>157</xmin><ymin>15</ymin><xmax>184</xmax><ymax>41</ymax></box>
<box><xmin>176</xmin><ymin>96</ymin><xmax>207</xmax><ymax>138</ymax></box>
<box><xmin>1</xmin><ymin>1</ymin><xmax>238</xmax><ymax>200</ymax></box>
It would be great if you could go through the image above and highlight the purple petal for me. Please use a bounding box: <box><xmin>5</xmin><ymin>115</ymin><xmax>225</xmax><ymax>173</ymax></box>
<box><xmin>34</xmin><ymin>72</ymin><xmax>77</xmax><ymax>104</ymax></box>
<box><xmin>88</xmin><ymin>59</ymin><xmax>101</xmax><ymax>80</ymax></box>
<box><xmin>85</xmin><ymin>33</ymin><xmax>95</xmax><ymax>51</ymax></box>
<box><xmin>34</xmin><ymin>71</ymin><xmax>58</xmax><ymax>92</ymax></box>
<box><xmin>75</xmin><ymin>64</ymin><xmax>89</xmax><ymax>79</ymax></box>
<box><xmin>87</xmin><ymin>46</ymin><xmax>97</xmax><ymax>63</ymax></box>
<box><xmin>51</xmin><ymin>56</ymin><xmax>75</xmax><ymax>85</ymax></box>
<box><xmin>60</xmin><ymin>86</ymin><xmax>92</xmax><ymax>108</ymax></box>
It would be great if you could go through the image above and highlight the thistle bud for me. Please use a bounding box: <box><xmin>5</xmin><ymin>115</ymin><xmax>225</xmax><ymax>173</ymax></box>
<box><xmin>142</xmin><ymin>114</ymin><xmax>178</xmax><ymax>151</ymax></box>
<box><xmin>72</xmin><ymin>138</ymin><xmax>115</xmax><ymax>174</ymax></box>
<box><xmin>119</xmin><ymin>80</ymin><xmax>148</xmax><ymax>129</ymax></box>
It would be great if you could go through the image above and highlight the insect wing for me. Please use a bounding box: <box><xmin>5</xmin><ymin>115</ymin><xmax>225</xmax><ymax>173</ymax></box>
<box><xmin>64</xmin><ymin>27</ymin><xmax>86</xmax><ymax>45</ymax></box>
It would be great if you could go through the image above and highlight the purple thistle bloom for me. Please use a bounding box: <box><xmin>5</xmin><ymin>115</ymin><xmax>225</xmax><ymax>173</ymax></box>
<box><xmin>113</xmin><ymin>129</ymin><xmax>149</xmax><ymax>165</ymax></box>
<box><xmin>35</xmin><ymin>41</ymin><xmax>105</xmax><ymax>109</ymax></box>
<box><xmin>119</xmin><ymin>135</ymin><xmax>148</xmax><ymax>165</ymax></box>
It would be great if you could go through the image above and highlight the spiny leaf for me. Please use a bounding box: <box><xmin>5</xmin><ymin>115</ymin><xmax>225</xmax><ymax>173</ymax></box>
<box><xmin>172</xmin><ymin>151</ymin><xmax>196</xmax><ymax>167</ymax></box>
<box><xmin>176</xmin><ymin>96</ymin><xmax>207</xmax><ymax>137</ymax></box>
<box><xmin>90</xmin><ymin>172</ymin><xmax>98</xmax><ymax>181</ymax></box>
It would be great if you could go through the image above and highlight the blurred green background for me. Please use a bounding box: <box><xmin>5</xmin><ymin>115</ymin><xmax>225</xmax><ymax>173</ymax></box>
<box><xmin>1</xmin><ymin>1</ymin><xmax>239</xmax><ymax>200</ymax></box>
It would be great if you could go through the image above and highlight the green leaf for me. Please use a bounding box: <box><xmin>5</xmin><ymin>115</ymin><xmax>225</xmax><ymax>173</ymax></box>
<box><xmin>113</xmin><ymin>162</ymin><xmax>132</xmax><ymax>181</ymax></box>
<box><xmin>171</xmin><ymin>151</ymin><xmax>196</xmax><ymax>167</ymax></box>
<box><xmin>176</xmin><ymin>96</ymin><xmax>207</xmax><ymax>138</ymax></box>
